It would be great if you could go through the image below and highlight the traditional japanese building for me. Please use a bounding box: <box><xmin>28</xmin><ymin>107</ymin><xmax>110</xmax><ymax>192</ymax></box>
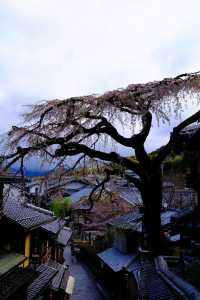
<box><xmin>0</xmin><ymin>170</ymin><xmax>74</xmax><ymax>299</ymax></box>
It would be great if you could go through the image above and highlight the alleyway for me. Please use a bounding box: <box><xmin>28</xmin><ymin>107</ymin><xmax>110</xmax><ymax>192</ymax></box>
<box><xmin>64</xmin><ymin>247</ymin><xmax>105</xmax><ymax>300</ymax></box>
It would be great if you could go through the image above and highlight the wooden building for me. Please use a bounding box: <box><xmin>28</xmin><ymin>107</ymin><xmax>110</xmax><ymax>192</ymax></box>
<box><xmin>0</xmin><ymin>169</ymin><xmax>74</xmax><ymax>299</ymax></box>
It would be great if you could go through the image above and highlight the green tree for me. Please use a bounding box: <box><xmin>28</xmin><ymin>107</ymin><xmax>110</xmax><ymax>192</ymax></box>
<box><xmin>51</xmin><ymin>196</ymin><xmax>72</xmax><ymax>218</ymax></box>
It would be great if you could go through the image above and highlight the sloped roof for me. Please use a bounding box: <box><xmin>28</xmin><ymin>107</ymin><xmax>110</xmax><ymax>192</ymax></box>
<box><xmin>42</xmin><ymin>219</ymin><xmax>65</xmax><ymax>234</ymax></box>
<box><xmin>98</xmin><ymin>247</ymin><xmax>136</xmax><ymax>272</ymax></box>
<box><xmin>3</xmin><ymin>197</ymin><xmax>55</xmax><ymax>230</ymax></box>
<box><xmin>41</xmin><ymin>218</ymin><xmax>72</xmax><ymax>247</ymax></box>
<box><xmin>27</xmin><ymin>264</ymin><xmax>58</xmax><ymax>300</ymax></box>
<box><xmin>47</xmin><ymin>260</ymin><xmax>69</xmax><ymax>291</ymax></box>
<box><xmin>139</xmin><ymin>260</ymin><xmax>178</xmax><ymax>300</ymax></box>
<box><xmin>56</xmin><ymin>227</ymin><xmax>72</xmax><ymax>246</ymax></box>
<box><xmin>136</xmin><ymin>255</ymin><xmax>200</xmax><ymax>300</ymax></box>
<box><xmin>27</xmin><ymin>262</ymin><xmax>71</xmax><ymax>299</ymax></box>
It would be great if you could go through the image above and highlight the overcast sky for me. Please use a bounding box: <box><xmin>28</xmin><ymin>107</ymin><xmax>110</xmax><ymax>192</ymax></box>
<box><xmin>0</xmin><ymin>0</ymin><xmax>200</xmax><ymax>168</ymax></box>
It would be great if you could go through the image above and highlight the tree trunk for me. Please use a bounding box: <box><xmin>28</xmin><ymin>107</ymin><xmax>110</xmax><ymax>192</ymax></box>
<box><xmin>0</xmin><ymin>183</ymin><xmax>4</xmax><ymax>212</ymax></box>
<box><xmin>141</xmin><ymin>169</ymin><xmax>162</xmax><ymax>256</ymax></box>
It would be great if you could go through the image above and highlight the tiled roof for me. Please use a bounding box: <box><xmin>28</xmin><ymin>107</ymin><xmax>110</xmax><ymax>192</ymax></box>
<box><xmin>47</xmin><ymin>260</ymin><xmax>69</xmax><ymax>291</ymax></box>
<box><xmin>139</xmin><ymin>259</ymin><xmax>177</xmax><ymax>300</ymax></box>
<box><xmin>42</xmin><ymin>219</ymin><xmax>65</xmax><ymax>234</ymax></box>
<box><xmin>138</xmin><ymin>256</ymin><xmax>200</xmax><ymax>300</ymax></box>
<box><xmin>27</xmin><ymin>262</ymin><xmax>70</xmax><ymax>299</ymax></box>
<box><xmin>41</xmin><ymin>219</ymin><xmax>72</xmax><ymax>246</ymax></box>
<box><xmin>98</xmin><ymin>247</ymin><xmax>136</xmax><ymax>272</ymax></box>
<box><xmin>56</xmin><ymin>227</ymin><xmax>72</xmax><ymax>246</ymax></box>
<box><xmin>27</xmin><ymin>264</ymin><xmax>58</xmax><ymax>300</ymax></box>
<box><xmin>3</xmin><ymin>197</ymin><xmax>55</xmax><ymax>230</ymax></box>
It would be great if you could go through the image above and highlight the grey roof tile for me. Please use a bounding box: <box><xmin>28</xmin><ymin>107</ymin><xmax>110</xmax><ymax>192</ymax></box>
<box><xmin>98</xmin><ymin>247</ymin><xmax>135</xmax><ymax>272</ymax></box>
<box><xmin>140</xmin><ymin>260</ymin><xmax>177</xmax><ymax>300</ymax></box>
<box><xmin>3</xmin><ymin>198</ymin><xmax>54</xmax><ymax>229</ymax></box>
<box><xmin>56</xmin><ymin>227</ymin><xmax>72</xmax><ymax>246</ymax></box>
<box><xmin>27</xmin><ymin>264</ymin><xmax>58</xmax><ymax>300</ymax></box>
<box><xmin>42</xmin><ymin>219</ymin><xmax>65</xmax><ymax>234</ymax></box>
<box><xmin>47</xmin><ymin>261</ymin><xmax>69</xmax><ymax>291</ymax></box>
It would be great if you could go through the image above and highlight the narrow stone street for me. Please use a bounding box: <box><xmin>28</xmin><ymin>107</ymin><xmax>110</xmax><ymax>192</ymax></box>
<box><xmin>64</xmin><ymin>247</ymin><xmax>105</xmax><ymax>300</ymax></box>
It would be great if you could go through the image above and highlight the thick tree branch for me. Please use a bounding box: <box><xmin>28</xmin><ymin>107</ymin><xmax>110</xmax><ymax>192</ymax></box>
<box><xmin>154</xmin><ymin>109</ymin><xmax>200</xmax><ymax>166</ymax></box>
<box><xmin>55</xmin><ymin>142</ymin><xmax>146</xmax><ymax>180</ymax></box>
<box><xmin>133</xmin><ymin>112</ymin><xmax>152</xmax><ymax>170</ymax></box>
<box><xmin>135</xmin><ymin>145</ymin><xmax>151</xmax><ymax>171</ymax></box>
<box><xmin>84</xmin><ymin>111</ymin><xmax>152</xmax><ymax>149</ymax></box>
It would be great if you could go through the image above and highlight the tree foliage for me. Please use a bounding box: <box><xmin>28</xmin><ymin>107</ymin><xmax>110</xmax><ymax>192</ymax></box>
<box><xmin>51</xmin><ymin>196</ymin><xmax>72</xmax><ymax>218</ymax></box>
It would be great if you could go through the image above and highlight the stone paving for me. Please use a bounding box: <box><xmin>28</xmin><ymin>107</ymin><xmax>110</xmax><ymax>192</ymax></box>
<box><xmin>64</xmin><ymin>247</ymin><xmax>104</xmax><ymax>300</ymax></box>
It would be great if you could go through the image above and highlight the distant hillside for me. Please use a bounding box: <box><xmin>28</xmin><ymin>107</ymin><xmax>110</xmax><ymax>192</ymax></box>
<box><xmin>10</xmin><ymin>167</ymin><xmax>50</xmax><ymax>177</ymax></box>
